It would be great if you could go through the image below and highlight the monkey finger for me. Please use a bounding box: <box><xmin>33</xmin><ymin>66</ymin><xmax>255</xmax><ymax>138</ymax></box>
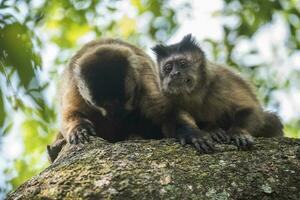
<box><xmin>204</xmin><ymin>140</ymin><xmax>215</xmax><ymax>151</ymax></box>
<box><xmin>67</xmin><ymin>137</ymin><xmax>72</xmax><ymax>144</ymax></box>
<box><xmin>87</xmin><ymin>126</ymin><xmax>97</xmax><ymax>136</ymax></box>
<box><xmin>81</xmin><ymin>129</ymin><xmax>91</xmax><ymax>142</ymax></box>
<box><xmin>76</xmin><ymin>132</ymin><xmax>86</xmax><ymax>144</ymax></box>
<box><xmin>211</xmin><ymin>133</ymin><xmax>222</xmax><ymax>143</ymax></box>
<box><xmin>245</xmin><ymin>134</ymin><xmax>254</xmax><ymax>145</ymax></box>
<box><xmin>69</xmin><ymin>134</ymin><xmax>77</xmax><ymax>145</ymax></box>
<box><xmin>232</xmin><ymin>133</ymin><xmax>254</xmax><ymax>149</ymax></box>
<box><xmin>216</xmin><ymin>130</ymin><xmax>229</xmax><ymax>142</ymax></box>
<box><xmin>192</xmin><ymin>141</ymin><xmax>202</xmax><ymax>152</ymax></box>
<box><xmin>195</xmin><ymin>138</ymin><xmax>214</xmax><ymax>153</ymax></box>
<box><xmin>239</xmin><ymin>137</ymin><xmax>248</xmax><ymax>148</ymax></box>
<box><xmin>234</xmin><ymin>137</ymin><xmax>241</xmax><ymax>148</ymax></box>
<box><xmin>243</xmin><ymin>137</ymin><xmax>254</xmax><ymax>149</ymax></box>
<box><xmin>179</xmin><ymin>137</ymin><xmax>187</xmax><ymax>146</ymax></box>
<box><xmin>199</xmin><ymin>142</ymin><xmax>213</xmax><ymax>153</ymax></box>
<box><xmin>82</xmin><ymin>132</ymin><xmax>91</xmax><ymax>143</ymax></box>
<box><xmin>247</xmin><ymin>138</ymin><xmax>255</xmax><ymax>147</ymax></box>
<box><xmin>75</xmin><ymin>133</ymin><xmax>80</xmax><ymax>145</ymax></box>
<box><xmin>68</xmin><ymin>135</ymin><xmax>74</xmax><ymax>144</ymax></box>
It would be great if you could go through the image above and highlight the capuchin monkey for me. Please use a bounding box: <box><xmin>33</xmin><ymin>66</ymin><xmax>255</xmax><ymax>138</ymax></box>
<box><xmin>47</xmin><ymin>38</ymin><xmax>172</xmax><ymax>162</ymax></box>
<box><xmin>152</xmin><ymin>34</ymin><xmax>283</xmax><ymax>152</ymax></box>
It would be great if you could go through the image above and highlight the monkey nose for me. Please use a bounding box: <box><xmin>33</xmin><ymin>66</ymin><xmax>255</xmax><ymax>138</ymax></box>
<box><xmin>171</xmin><ymin>71</ymin><xmax>181</xmax><ymax>78</ymax></box>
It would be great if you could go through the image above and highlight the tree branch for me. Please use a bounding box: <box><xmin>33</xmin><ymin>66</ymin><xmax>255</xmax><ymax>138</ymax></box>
<box><xmin>8</xmin><ymin>137</ymin><xmax>300</xmax><ymax>199</ymax></box>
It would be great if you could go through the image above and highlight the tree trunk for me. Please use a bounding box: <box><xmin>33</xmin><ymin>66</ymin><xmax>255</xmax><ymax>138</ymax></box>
<box><xmin>7</xmin><ymin>137</ymin><xmax>300</xmax><ymax>200</ymax></box>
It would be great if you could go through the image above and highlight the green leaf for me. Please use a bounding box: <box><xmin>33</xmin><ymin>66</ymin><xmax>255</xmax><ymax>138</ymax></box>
<box><xmin>2</xmin><ymin>122</ymin><xmax>13</xmax><ymax>136</ymax></box>
<box><xmin>0</xmin><ymin>23</ymin><xmax>39</xmax><ymax>88</ymax></box>
<box><xmin>0</xmin><ymin>89</ymin><xmax>5</xmax><ymax>127</ymax></box>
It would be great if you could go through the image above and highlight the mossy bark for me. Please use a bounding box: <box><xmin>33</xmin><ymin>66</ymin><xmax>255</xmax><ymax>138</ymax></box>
<box><xmin>7</xmin><ymin>137</ymin><xmax>300</xmax><ymax>200</ymax></box>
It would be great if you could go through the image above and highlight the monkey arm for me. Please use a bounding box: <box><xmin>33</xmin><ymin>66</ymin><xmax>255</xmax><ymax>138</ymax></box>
<box><xmin>60</xmin><ymin>74</ymin><xmax>97</xmax><ymax>144</ymax></box>
<box><xmin>176</xmin><ymin>110</ymin><xmax>199</xmax><ymax>129</ymax></box>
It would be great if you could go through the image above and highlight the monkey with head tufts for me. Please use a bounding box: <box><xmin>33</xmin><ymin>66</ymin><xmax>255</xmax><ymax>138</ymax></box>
<box><xmin>47</xmin><ymin>38</ymin><xmax>172</xmax><ymax>162</ymax></box>
<box><xmin>152</xmin><ymin>34</ymin><xmax>284</xmax><ymax>152</ymax></box>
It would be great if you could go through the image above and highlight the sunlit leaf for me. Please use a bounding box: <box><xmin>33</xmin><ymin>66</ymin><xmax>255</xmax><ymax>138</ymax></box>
<box><xmin>131</xmin><ymin>0</ymin><xmax>146</xmax><ymax>13</ymax></box>
<box><xmin>66</xmin><ymin>24</ymin><xmax>91</xmax><ymax>44</ymax></box>
<box><xmin>2</xmin><ymin>122</ymin><xmax>13</xmax><ymax>136</ymax></box>
<box><xmin>284</xmin><ymin>122</ymin><xmax>300</xmax><ymax>138</ymax></box>
<box><xmin>0</xmin><ymin>89</ymin><xmax>5</xmax><ymax>128</ymax></box>
<box><xmin>118</xmin><ymin>16</ymin><xmax>136</xmax><ymax>37</ymax></box>
<box><xmin>0</xmin><ymin>23</ymin><xmax>40</xmax><ymax>88</ymax></box>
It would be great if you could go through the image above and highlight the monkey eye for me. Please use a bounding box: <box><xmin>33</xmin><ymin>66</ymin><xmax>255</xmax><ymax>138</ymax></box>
<box><xmin>179</xmin><ymin>60</ymin><xmax>188</xmax><ymax>68</ymax></box>
<box><xmin>163</xmin><ymin>63</ymin><xmax>172</xmax><ymax>73</ymax></box>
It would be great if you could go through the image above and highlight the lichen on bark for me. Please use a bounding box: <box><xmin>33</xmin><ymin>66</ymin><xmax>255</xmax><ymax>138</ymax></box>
<box><xmin>7</xmin><ymin>137</ymin><xmax>300</xmax><ymax>200</ymax></box>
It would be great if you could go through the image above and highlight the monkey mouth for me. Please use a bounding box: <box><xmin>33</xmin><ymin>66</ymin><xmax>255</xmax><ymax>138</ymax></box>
<box><xmin>163</xmin><ymin>78</ymin><xmax>194</xmax><ymax>95</ymax></box>
<box><xmin>170</xmin><ymin>78</ymin><xmax>192</xmax><ymax>87</ymax></box>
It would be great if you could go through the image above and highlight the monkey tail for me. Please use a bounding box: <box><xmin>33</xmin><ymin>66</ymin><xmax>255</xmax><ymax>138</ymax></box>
<box><xmin>255</xmin><ymin>111</ymin><xmax>284</xmax><ymax>137</ymax></box>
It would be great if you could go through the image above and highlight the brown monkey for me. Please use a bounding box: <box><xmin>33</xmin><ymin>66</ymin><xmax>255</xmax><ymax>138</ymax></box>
<box><xmin>47</xmin><ymin>38</ymin><xmax>171</xmax><ymax>162</ymax></box>
<box><xmin>152</xmin><ymin>34</ymin><xmax>283</xmax><ymax>152</ymax></box>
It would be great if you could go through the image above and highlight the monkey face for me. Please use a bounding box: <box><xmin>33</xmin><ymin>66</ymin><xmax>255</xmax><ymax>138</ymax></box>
<box><xmin>159</xmin><ymin>53</ymin><xmax>203</xmax><ymax>95</ymax></box>
<box><xmin>152</xmin><ymin>34</ymin><xmax>206</xmax><ymax>95</ymax></box>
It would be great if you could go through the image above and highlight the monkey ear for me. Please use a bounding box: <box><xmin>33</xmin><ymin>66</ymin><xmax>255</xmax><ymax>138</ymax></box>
<box><xmin>179</xmin><ymin>34</ymin><xmax>200</xmax><ymax>51</ymax></box>
<box><xmin>151</xmin><ymin>44</ymin><xmax>168</xmax><ymax>60</ymax></box>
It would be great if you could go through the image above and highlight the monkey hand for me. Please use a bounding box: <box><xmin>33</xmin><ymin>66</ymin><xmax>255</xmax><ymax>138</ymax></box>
<box><xmin>210</xmin><ymin>128</ymin><xmax>230</xmax><ymax>144</ymax></box>
<box><xmin>176</xmin><ymin>126</ymin><xmax>215</xmax><ymax>153</ymax></box>
<box><xmin>228</xmin><ymin>128</ymin><xmax>254</xmax><ymax>149</ymax></box>
<box><xmin>67</xmin><ymin>121</ymin><xmax>97</xmax><ymax>145</ymax></box>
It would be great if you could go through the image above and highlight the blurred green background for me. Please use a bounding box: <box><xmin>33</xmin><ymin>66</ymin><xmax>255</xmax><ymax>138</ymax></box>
<box><xmin>0</xmin><ymin>0</ymin><xmax>299</xmax><ymax>198</ymax></box>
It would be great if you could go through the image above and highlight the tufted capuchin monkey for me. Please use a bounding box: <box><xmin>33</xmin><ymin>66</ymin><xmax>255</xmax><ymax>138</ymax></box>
<box><xmin>47</xmin><ymin>38</ymin><xmax>172</xmax><ymax>162</ymax></box>
<box><xmin>152</xmin><ymin>34</ymin><xmax>283</xmax><ymax>152</ymax></box>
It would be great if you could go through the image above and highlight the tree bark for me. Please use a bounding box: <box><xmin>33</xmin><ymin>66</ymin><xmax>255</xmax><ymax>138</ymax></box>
<box><xmin>7</xmin><ymin>137</ymin><xmax>300</xmax><ymax>200</ymax></box>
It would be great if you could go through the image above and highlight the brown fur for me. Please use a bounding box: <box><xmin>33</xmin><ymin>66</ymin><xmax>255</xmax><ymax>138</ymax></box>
<box><xmin>153</xmin><ymin>34</ymin><xmax>283</xmax><ymax>151</ymax></box>
<box><xmin>47</xmin><ymin>38</ymin><xmax>171</xmax><ymax>162</ymax></box>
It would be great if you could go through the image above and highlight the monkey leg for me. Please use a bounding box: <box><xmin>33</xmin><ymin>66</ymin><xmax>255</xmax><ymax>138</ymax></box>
<box><xmin>61</xmin><ymin>77</ymin><xmax>98</xmax><ymax>145</ymax></box>
<box><xmin>227</xmin><ymin>108</ymin><xmax>260</xmax><ymax>149</ymax></box>
<box><xmin>253</xmin><ymin>111</ymin><xmax>284</xmax><ymax>137</ymax></box>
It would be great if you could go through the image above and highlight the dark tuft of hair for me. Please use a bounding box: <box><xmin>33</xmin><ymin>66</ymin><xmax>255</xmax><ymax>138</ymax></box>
<box><xmin>151</xmin><ymin>44</ymin><xmax>168</xmax><ymax>60</ymax></box>
<box><xmin>152</xmin><ymin>34</ymin><xmax>203</xmax><ymax>61</ymax></box>
<box><xmin>178</xmin><ymin>34</ymin><xmax>201</xmax><ymax>51</ymax></box>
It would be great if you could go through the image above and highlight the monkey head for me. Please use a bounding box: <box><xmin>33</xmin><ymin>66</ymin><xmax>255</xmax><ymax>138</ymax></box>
<box><xmin>152</xmin><ymin>34</ymin><xmax>206</xmax><ymax>96</ymax></box>
<box><xmin>74</xmin><ymin>45</ymin><xmax>140</xmax><ymax>116</ymax></box>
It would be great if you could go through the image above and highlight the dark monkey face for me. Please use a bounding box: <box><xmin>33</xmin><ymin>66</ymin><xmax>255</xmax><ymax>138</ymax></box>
<box><xmin>152</xmin><ymin>34</ymin><xmax>206</xmax><ymax>95</ymax></box>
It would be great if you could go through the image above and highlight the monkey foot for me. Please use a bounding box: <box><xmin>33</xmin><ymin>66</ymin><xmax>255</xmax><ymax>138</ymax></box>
<box><xmin>47</xmin><ymin>138</ymin><xmax>66</xmax><ymax>163</ymax></box>
<box><xmin>228</xmin><ymin>129</ymin><xmax>254</xmax><ymax>149</ymax></box>
<box><xmin>210</xmin><ymin>128</ymin><xmax>230</xmax><ymax>144</ymax></box>
<box><xmin>176</xmin><ymin>127</ymin><xmax>215</xmax><ymax>153</ymax></box>
<box><xmin>68</xmin><ymin>122</ymin><xmax>97</xmax><ymax>145</ymax></box>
